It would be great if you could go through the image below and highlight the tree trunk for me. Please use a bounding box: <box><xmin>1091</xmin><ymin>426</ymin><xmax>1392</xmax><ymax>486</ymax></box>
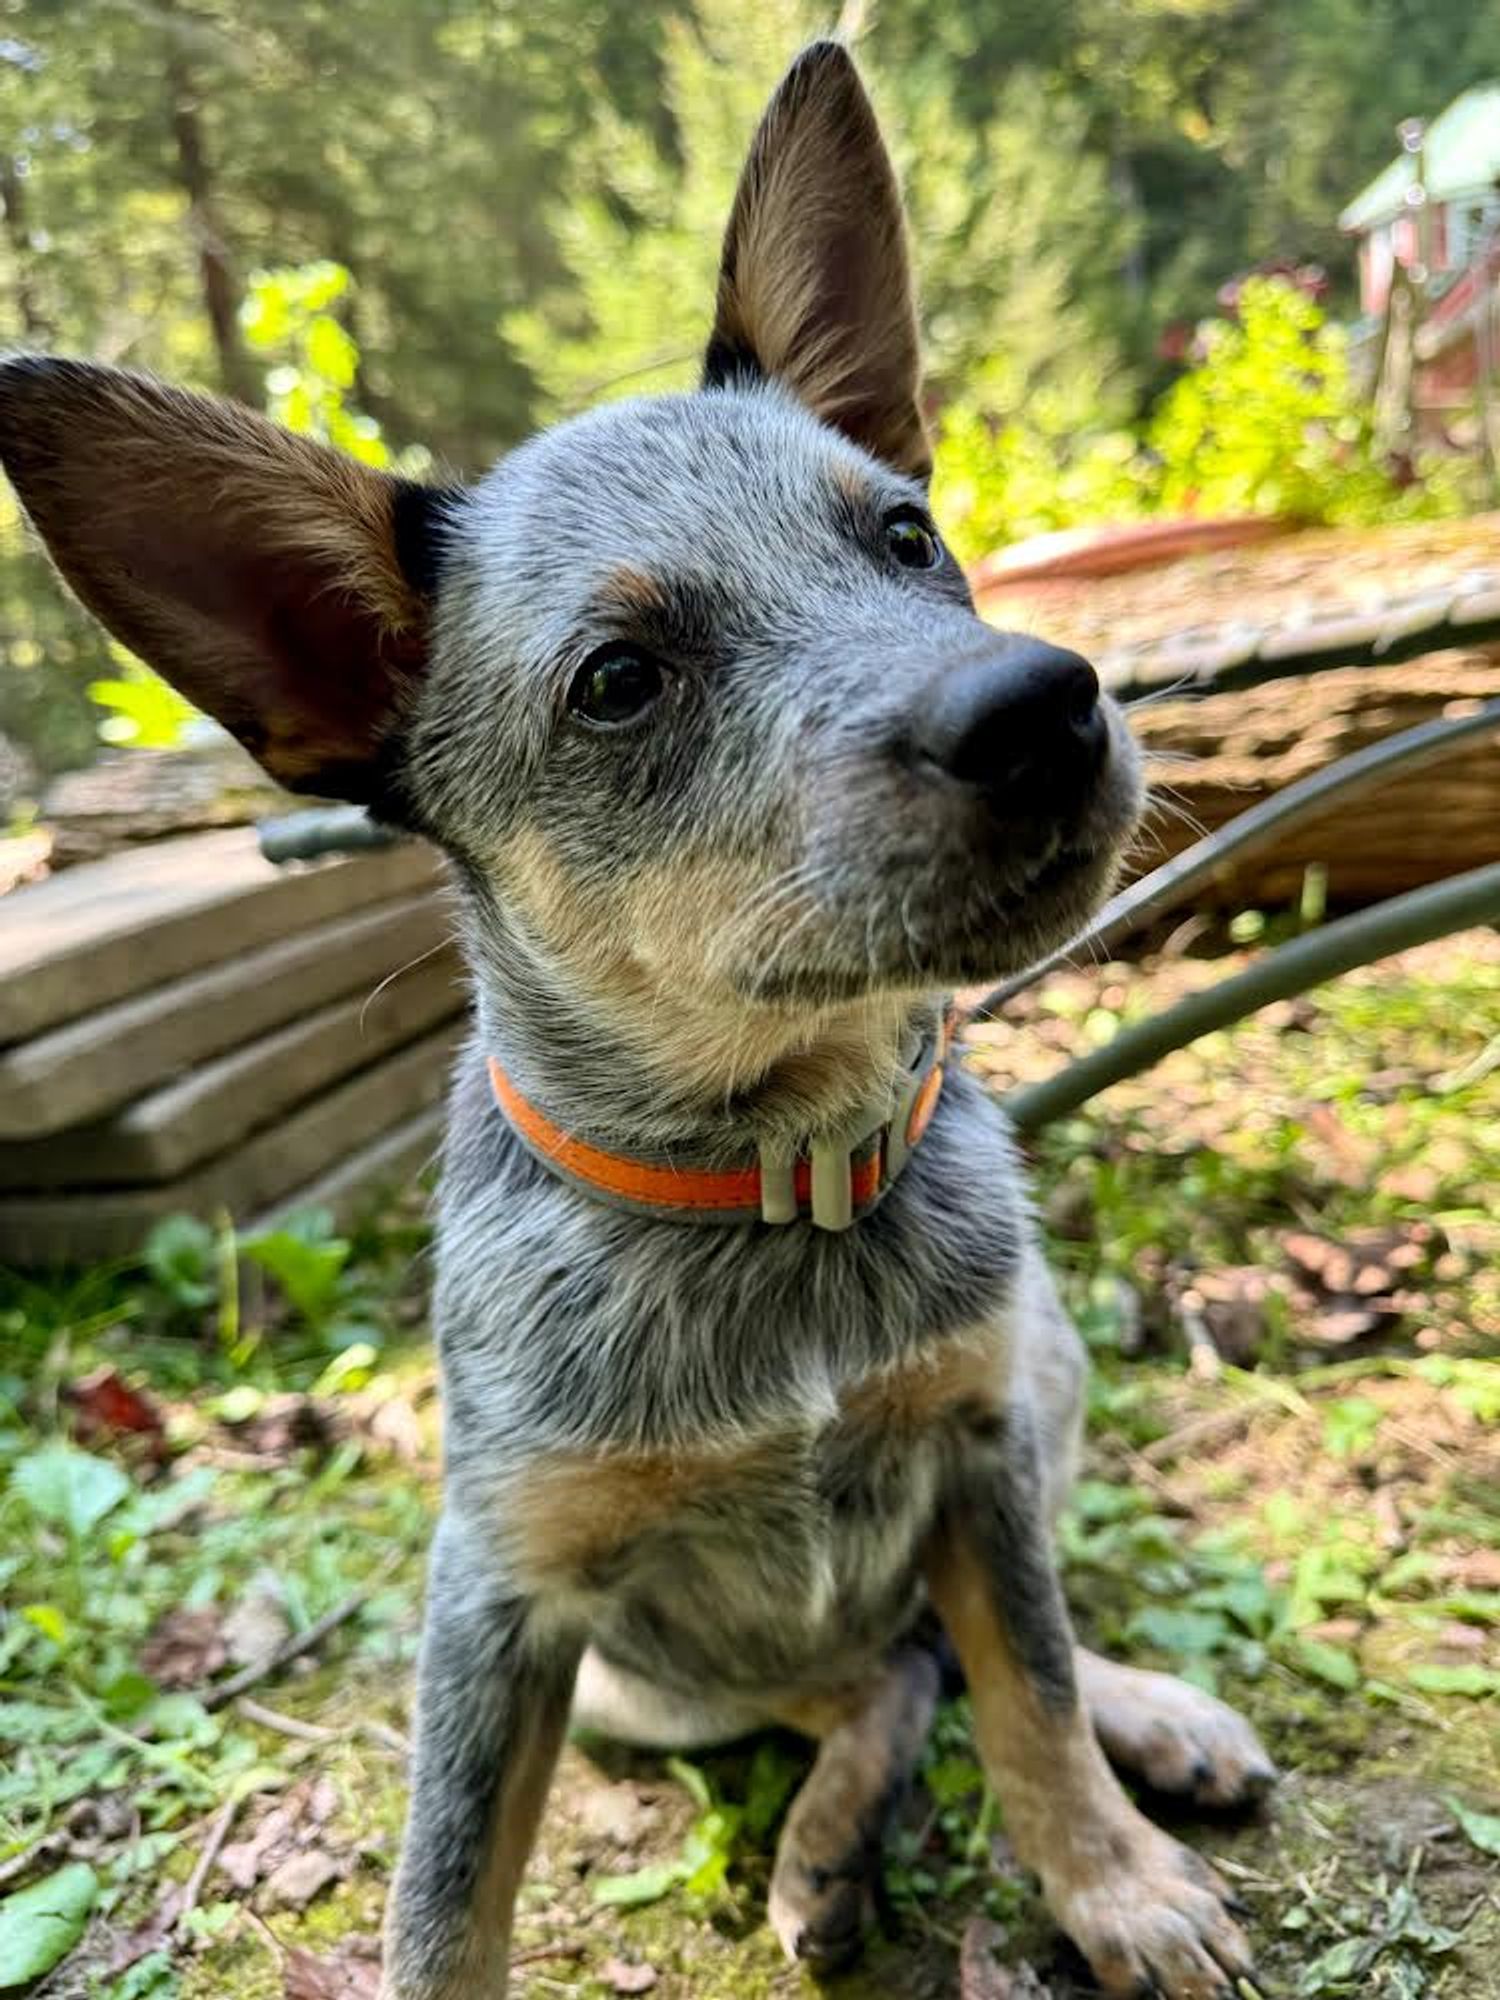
<box><xmin>164</xmin><ymin>42</ymin><xmax>257</xmax><ymax>404</ymax></box>
<box><xmin>0</xmin><ymin>155</ymin><xmax>49</xmax><ymax>343</ymax></box>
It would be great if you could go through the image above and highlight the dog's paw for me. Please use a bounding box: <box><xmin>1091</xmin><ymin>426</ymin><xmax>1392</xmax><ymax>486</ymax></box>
<box><xmin>767</xmin><ymin>1820</ymin><xmax>879</xmax><ymax>1974</ymax></box>
<box><xmin>1085</xmin><ymin>1655</ymin><xmax>1277</xmax><ymax>1810</ymax></box>
<box><xmin>1045</xmin><ymin>1815</ymin><xmax>1251</xmax><ymax>2000</ymax></box>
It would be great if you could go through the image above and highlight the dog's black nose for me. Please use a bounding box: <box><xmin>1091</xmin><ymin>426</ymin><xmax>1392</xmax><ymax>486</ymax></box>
<box><xmin>913</xmin><ymin>641</ymin><xmax>1106</xmax><ymax>815</ymax></box>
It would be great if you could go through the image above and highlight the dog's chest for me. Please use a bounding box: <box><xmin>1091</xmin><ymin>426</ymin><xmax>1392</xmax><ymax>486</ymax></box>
<box><xmin>498</xmin><ymin>1337</ymin><xmax>1000</xmax><ymax>1690</ymax></box>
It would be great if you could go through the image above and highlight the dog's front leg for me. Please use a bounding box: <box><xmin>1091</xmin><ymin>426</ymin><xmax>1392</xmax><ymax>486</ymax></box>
<box><xmin>383</xmin><ymin>1513</ymin><xmax>579</xmax><ymax>2000</ymax></box>
<box><xmin>925</xmin><ymin>1414</ymin><xmax>1251</xmax><ymax>2000</ymax></box>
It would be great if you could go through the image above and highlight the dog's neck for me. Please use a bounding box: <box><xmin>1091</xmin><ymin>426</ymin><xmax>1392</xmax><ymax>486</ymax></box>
<box><xmin>463</xmin><ymin>901</ymin><xmax>936</xmax><ymax>1160</ymax></box>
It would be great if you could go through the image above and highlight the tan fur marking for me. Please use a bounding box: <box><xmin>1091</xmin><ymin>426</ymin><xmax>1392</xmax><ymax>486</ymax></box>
<box><xmin>595</xmin><ymin>565</ymin><xmax>670</xmax><ymax>618</ymax></box>
<box><xmin>841</xmin><ymin>1331</ymin><xmax>1006</xmax><ymax>1432</ymax></box>
<box><xmin>391</xmin><ymin>1690</ymin><xmax>570</xmax><ymax>2000</ymax></box>
<box><xmin>925</xmin><ymin>1525</ymin><xmax>1249</xmax><ymax>1997</ymax></box>
<box><xmin>503</xmin><ymin>1442</ymin><xmax>781</xmax><ymax>1585</ymax></box>
<box><xmin>497</xmin><ymin>826</ymin><xmax>918</xmax><ymax>1141</ymax></box>
<box><xmin>829</xmin><ymin>460</ymin><xmax>875</xmax><ymax>507</ymax></box>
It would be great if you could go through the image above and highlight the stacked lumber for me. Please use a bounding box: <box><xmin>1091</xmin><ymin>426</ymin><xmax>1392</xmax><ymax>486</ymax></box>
<box><xmin>1126</xmin><ymin>655</ymin><xmax>1500</xmax><ymax>907</ymax></box>
<box><xmin>973</xmin><ymin>516</ymin><xmax>1500</xmax><ymax>908</ymax></box>
<box><xmin>0</xmin><ymin>828</ymin><xmax>466</xmax><ymax>1265</ymax></box>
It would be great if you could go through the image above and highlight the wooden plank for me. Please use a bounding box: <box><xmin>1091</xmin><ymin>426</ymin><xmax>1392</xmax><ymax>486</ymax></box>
<box><xmin>0</xmin><ymin>954</ymin><xmax>466</xmax><ymax>1187</ymax></box>
<box><xmin>251</xmin><ymin>1104</ymin><xmax>446</xmax><ymax>1232</ymax></box>
<box><xmin>0</xmin><ymin>891</ymin><xmax>456</xmax><ymax>1139</ymax></box>
<box><xmin>0</xmin><ymin>827</ymin><xmax>443</xmax><ymax>1045</ymax></box>
<box><xmin>0</xmin><ymin>1024</ymin><xmax>461</xmax><ymax>1265</ymax></box>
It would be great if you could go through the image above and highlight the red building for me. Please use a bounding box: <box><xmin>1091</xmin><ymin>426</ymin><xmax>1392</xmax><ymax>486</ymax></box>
<box><xmin>1340</xmin><ymin>85</ymin><xmax>1500</xmax><ymax>415</ymax></box>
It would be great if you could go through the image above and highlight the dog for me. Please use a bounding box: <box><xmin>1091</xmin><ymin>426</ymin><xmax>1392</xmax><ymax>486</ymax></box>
<box><xmin>0</xmin><ymin>41</ymin><xmax>1277</xmax><ymax>2000</ymax></box>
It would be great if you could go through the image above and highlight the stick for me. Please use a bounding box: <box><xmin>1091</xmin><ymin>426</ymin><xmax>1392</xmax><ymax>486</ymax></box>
<box><xmin>1140</xmin><ymin>1401</ymin><xmax>1260</xmax><ymax>1467</ymax></box>
<box><xmin>510</xmin><ymin>1943</ymin><xmax>588</xmax><ymax>1969</ymax></box>
<box><xmin>203</xmin><ymin>1582</ymin><xmax>372</xmax><ymax>1712</ymax></box>
<box><xmin>235</xmin><ymin>1697</ymin><xmax>339</xmax><ymax>1742</ymax></box>
<box><xmin>0</xmin><ymin>1834</ymin><xmax>68</xmax><ymax>1889</ymax></box>
<box><xmin>177</xmin><ymin>1794</ymin><xmax>240</xmax><ymax>1933</ymax></box>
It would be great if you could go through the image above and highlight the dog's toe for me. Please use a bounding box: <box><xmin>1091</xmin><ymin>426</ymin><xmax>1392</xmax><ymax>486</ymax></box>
<box><xmin>1082</xmin><ymin>1653</ymin><xmax>1276</xmax><ymax>1811</ymax></box>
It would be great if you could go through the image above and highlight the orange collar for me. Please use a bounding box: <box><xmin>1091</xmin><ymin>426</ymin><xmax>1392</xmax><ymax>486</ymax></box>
<box><xmin>487</xmin><ymin>1012</ymin><xmax>949</xmax><ymax>1232</ymax></box>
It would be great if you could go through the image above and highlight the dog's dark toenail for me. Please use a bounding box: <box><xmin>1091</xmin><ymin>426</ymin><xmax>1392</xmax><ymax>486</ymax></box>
<box><xmin>1226</xmin><ymin>1893</ymin><xmax>1252</xmax><ymax>1918</ymax></box>
<box><xmin>1191</xmin><ymin>1757</ymin><xmax>1215</xmax><ymax>1788</ymax></box>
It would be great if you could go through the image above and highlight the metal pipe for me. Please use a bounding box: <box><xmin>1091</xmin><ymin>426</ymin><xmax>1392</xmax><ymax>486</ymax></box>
<box><xmin>257</xmin><ymin>806</ymin><xmax>399</xmax><ymax>864</ymax></box>
<box><xmin>1001</xmin><ymin>860</ymin><xmax>1500</xmax><ymax>1133</ymax></box>
<box><xmin>972</xmin><ymin>699</ymin><xmax>1500</xmax><ymax>1017</ymax></box>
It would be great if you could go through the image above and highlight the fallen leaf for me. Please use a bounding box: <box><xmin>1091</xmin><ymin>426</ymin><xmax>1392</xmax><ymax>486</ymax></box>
<box><xmin>63</xmin><ymin>1369</ymin><xmax>167</xmax><ymax>1451</ymax></box>
<box><xmin>363</xmin><ymin>1394</ymin><xmax>425</xmax><ymax>1463</ymax></box>
<box><xmin>1443</xmin><ymin>1550</ymin><xmax>1500</xmax><ymax>1591</ymax></box>
<box><xmin>225</xmin><ymin>1394</ymin><xmax>341</xmax><ymax>1463</ymax></box>
<box><xmin>262</xmin><ymin>1848</ymin><xmax>346</xmax><ymax>1911</ymax></box>
<box><xmin>217</xmin><ymin>1779</ymin><xmax>348</xmax><ymax>1903</ymax></box>
<box><xmin>139</xmin><ymin>1606</ymin><xmax>228</xmax><ymax>1689</ymax></box>
<box><xmin>959</xmin><ymin>1918</ymin><xmax>1051</xmax><ymax>1998</ymax></box>
<box><xmin>283</xmin><ymin>1936</ymin><xmax>382</xmax><ymax>2000</ymax></box>
<box><xmin>575</xmin><ymin>1781</ymin><xmax>659</xmax><ymax>1850</ymax></box>
<box><xmin>103</xmin><ymin>1889</ymin><xmax>183</xmax><ymax>1976</ymax></box>
<box><xmin>221</xmin><ymin>1573</ymin><xmax>292</xmax><ymax>1669</ymax></box>
<box><xmin>1304</xmin><ymin>1301</ymin><xmax>1386</xmax><ymax>1346</ymax></box>
<box><xmin>600</xmin><ymin>1958</ymin><xmax>658</xmax><ymax>1994</ymax></box>
<box><xmin>1434</xmin><ymin>1621</ymin><xmax>1487</xmax><ymax>1654</ymax></box>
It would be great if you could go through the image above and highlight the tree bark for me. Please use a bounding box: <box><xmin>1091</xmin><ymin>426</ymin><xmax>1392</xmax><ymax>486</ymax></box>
<box><xmin>0</xmin><ymin>155</ymin><xmax>49</xmax><ymax>344</ymax></box>
<box><xmin>164</xmin><ymin>40</ymin><xmax>257</xmax><ymax>404</ymax></box>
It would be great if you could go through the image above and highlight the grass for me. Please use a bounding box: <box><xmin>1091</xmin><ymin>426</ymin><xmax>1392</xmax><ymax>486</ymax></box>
<box><xmin>1</xmin><ymin>922</ymin><xmax>1496</xmax><ymax>1998</ymax></box>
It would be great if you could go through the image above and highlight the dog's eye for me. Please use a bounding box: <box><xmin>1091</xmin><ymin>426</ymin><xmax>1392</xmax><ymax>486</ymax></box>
<box><xmin>567</xmin><ymin>645</ymin><xmax>666</xmax><ymax>727</ymax></box>
<box><xmin>885</xmin><ymin>509</ymin><xmax>943</xmax><ymax>571</ymax></box>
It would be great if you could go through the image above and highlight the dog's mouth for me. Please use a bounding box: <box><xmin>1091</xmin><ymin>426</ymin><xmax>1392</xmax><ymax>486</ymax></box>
<box><xmin>732</xmin><ymin>835</ymin><xmax>1121</xmax><ymax>1008</ymax></box>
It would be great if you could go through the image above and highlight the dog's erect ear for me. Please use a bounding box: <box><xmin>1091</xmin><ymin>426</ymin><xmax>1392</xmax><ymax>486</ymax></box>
<box><xmin>704</xmin><ymin>41</ymin><xmax>929</xmax><ymax>481</ymax></box>
<box><xmin>0</xmin><ymin>355</ymin><xmax>458</xmax><ymax>802</ymax></box>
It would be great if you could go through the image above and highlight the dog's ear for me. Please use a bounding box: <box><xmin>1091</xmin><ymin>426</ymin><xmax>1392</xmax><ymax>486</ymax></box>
<box><xmin>704</xmin><ymin>40</ymin><xmax>929</xmax><ymax>481</ymax></box>
<box><xmin>0</xmin><ymin>355</ymin><xmax>458</xmax><ymax>802</ymax></box>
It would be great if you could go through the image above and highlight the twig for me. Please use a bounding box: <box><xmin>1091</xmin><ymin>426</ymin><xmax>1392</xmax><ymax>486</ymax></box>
<box><xmin>177</xmin><ymin>1794</ymin><xmax>240</xmax><ymax>1934</ymax></box>
<box><xmin>204</xmin><ymin>1580</ymin><xmax>374</xmax><ymax>1711</ymax></box>
<box><xmin>235</xmin><ymin>1697</ymin><xmax>339</xmax><ymax>1742</ymax></box>
<box><xmin>510</xmin><ymin>1942</ymin><xmax>588</xmax><ymax>1969</ymax></box>
<box><xmin>1180</xmin><ymin>1306</ymin><xmax>1224</xmax><ymax>1383</ymax></box>
<box><xmin>361</xmin><ymin>1719</ymin><xmax>411</xmax><ymax>1757</ymax></box>
<box><xmin>0</xmin><ymin>1833</ymin><xmax>68</xmax><ymax>1889</ymax></box>
<box><xmin>1140</xmin><ymin>1402</ymin><xmax>1260</xmax><ymax>1467</ymax></box>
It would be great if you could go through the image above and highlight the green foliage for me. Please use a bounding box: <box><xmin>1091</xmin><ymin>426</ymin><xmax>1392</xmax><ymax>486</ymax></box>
<box><xmin>12</xmin><ymin>1443</ymin><xmax>131</xmax><ymax>1539</ymax></box>
<box><xmin>591</xmin><ymin>1748</ymin><xmax>799</xmax><ymax>1912</ymax></box>
<box><xmin>1447</xmin><ymin>1796</ymin><xmax>1500</xmax><ymax>1860</ymax></box>
<box><xmin>88</xmin><ymin>659</ymin><xmax>202</xmax><ymax>752</ymax></box>
<box><xmin>1146</xmin><ymin>279</ymin><xmax>1466</xmax><ymax>524</ymax></box>
<box><xmin>5</xmin><ymin>0</ymin><xmax>1500</xmax><ymax>780</ymax></box>
<box><xmin>934</xmin><ymin>278</ymin><xmax>1472</xmax><ymax>557</ymax></box>
<box><xmin>240</xmin><ymin>1212</ymin><xmax>354</xmax><ymax>1332</ymax></box>
<box><xmin>143</xmin><ymin>1217</ymin><xmax>220</xmax><ymax>1317</ymax></box>
<box><xmin>0</xmin><ymin>1861</ymin><xmax>99</xmax><ymax>1985</ymax></box>
<box><xmin>507</xmin><ymin>1</ymin><xmax>818</xmax><ymax>412</ymax></box>
<box><xmin>242</xmin><ymin>263</ymin><xmax>423</xmax><ymax>474</ymax></box>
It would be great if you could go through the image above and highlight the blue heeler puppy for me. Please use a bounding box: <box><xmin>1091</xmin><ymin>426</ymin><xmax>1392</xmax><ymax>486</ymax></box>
<box><xmin>0</xmin><ymin>42</ymin><xmax>1275</xmax><ymax>2000</ymax></box>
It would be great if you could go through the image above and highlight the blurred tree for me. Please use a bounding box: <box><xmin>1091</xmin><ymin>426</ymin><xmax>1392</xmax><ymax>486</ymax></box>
<box><xmin>2</xmin><ymin>0</ymin><xmax>1498</xmax><ymax>781</ymax></box>
<box><xmin>506</xmin><ymin>0</ymin><xmax>821</xmax><ymax>413</ymax></box>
